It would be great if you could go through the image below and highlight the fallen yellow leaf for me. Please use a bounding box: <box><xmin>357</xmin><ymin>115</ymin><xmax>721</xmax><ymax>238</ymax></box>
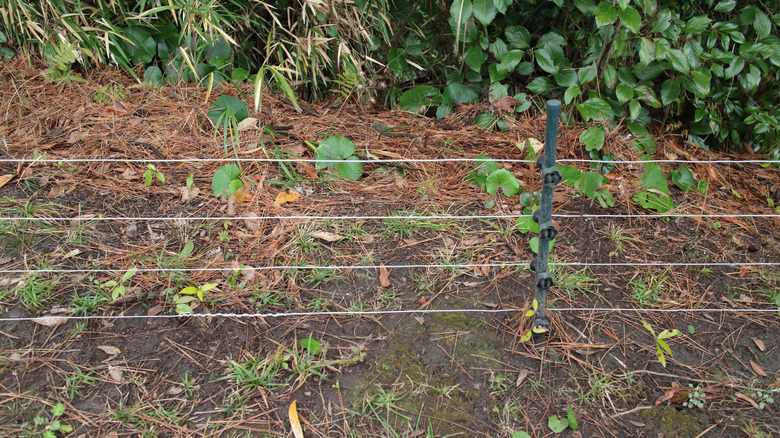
<box><xmin>0</xmin><ymin>174</ymin><xmax>13</xmax><ymax>189</ymax></box>
<box><xmin>289</xmin><ymin>400</ymin><xmax>304</xmax><ymax>438</ymax></box>
<box><xmin>274</xmin><ymin>189</ymin><xmax>301</xmax><ymax>206</ymax></box>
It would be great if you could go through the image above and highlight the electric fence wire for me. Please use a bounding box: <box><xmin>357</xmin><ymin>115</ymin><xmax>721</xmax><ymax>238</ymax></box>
<box><xmin>2</xmin><ymin>261</ymin><xmax>780</xmax><ymax>275</ymax></box>
<box><xmin>0</xmin><ymin>306</ymin><xmax>777</xmax><ymax>324</ymax></box>
<box><xmin>1</xmin><ymin>157</ymin><xmax>779</xmax><ymax>164</ymax></box>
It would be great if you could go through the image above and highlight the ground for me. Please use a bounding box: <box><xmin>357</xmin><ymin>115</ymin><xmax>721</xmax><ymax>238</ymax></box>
<box><xmin>0</xmin><ymin>62</ymin><xmax>779</xmax><ymax>437</ymax></box>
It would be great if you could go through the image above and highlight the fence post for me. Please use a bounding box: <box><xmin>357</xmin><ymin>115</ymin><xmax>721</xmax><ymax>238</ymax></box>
<box><xmin>530</xmin><ymin>99</ymin><xmax>562</xmax><ymax>334</ymax></box>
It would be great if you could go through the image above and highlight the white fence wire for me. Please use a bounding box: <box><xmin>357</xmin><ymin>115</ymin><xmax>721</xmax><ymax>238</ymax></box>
<box><xmin>1</xmin><ymin>154</ymin><xmax>778</xmax><ymax>323</ymax></box>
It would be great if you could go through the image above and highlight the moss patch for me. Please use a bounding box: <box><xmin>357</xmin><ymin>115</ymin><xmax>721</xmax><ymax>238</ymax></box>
<box><xmin>637</xmin><ymin>405</ymin><xmax>708</xmax><ymax>438</ymax></box>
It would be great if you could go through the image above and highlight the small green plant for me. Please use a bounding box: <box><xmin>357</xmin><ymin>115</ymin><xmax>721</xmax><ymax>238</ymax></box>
<box><xmin>682</xmin><ymin>384</ymin><xmax>706</xmax><ymax>409</ymax></box>
<box><xmin>558</xmin><ymin>165</ymin><xmax>615</xmax><ymax>208</ymax></box>
<box><xmin>466</xmin><ymin>155</ymin><xmax>521</xmax><ymax>196</ymax></box>
<box><xmin>670</xmin><ymin>165</ymin><xmax>708</xmax><ymax>194</ymax></box>
<box><xmin>143</xmin><ymin>164</ymin><xmax>165</xmax><ymax>186</ymax></box>
<box><xmin>632</xmin><ymin>160</ymin><xmax>675</xmax><ymax>213</ymax></box>
<box><xmin>33</xmin><ymin>402</ymin><xmax>73</xmax><ymax>438</ymax></box>
<box><xmin>93</xmin><ymin>83</ymin><xmax>127</xmax><ymax>105</ymax></box>
<box><xmin>768</xmin><ymin>198</ymin><xmax>780</xmax><ymax>214</ymax></box>
<box><xmin>100</xmin><ymin>268</ymin><xmax>138</xmax><ymax>301</ymax></box>
<box><xmin>548</xmin><ymin>407</ymin><xmax>578</xmax><ymax>433</ymax></box>
<box><xmin>515</xmin><ymin>215</ymin><xmax>555</xmax><ymax>255</ymax></box>
<box><xmin>755</xmin><ymin>390</ymin><xmax>775</xmax><ymax>410</ymax></box>
<box><xmin>15</xmin><ymin>273</ymin><xmax>60</xmax><ymax>310</ymax></box>
<box><xmin>314</xmin><ymin>136</ymin><xmax>363</xmax><ymax>180</ymax></box>
<box><xmin>172</xmin><ymin>283</ymin><xmax>217</xmax><ymax>314</ymax></box>
<box><xmin>628</xmin><ymin>270</ymin><xmax>671</xmax><ymax>306</ymax></box>
<box><xmin>641</xmin><ymin>320</ymin><xmax>681</xmax><ymax>368</ymax></box>
<box><xmin>43</xmin><ymin>39</ymin><xmax>88</xmax><ymax>83</ymax></box>
<box><xmin>211</xmin><ymin>164</ymin><xmax>244</xmax><ymax>199</ymax></box>
<box><xmin>519</xmin><ymin>299</ymin><xmax>548</xmax><ymax>342</ymax></box>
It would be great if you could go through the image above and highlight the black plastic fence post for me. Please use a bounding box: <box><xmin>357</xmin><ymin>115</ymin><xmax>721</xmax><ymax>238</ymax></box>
<box><xmin>530</xmin><ymin>99</ymin><xmax>562</xmax><ymax>333</ymax></box>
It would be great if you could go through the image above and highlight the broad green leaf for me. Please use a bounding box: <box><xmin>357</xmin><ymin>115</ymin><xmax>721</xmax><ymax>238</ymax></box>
<box><xmin>656</xmin><ymin>345</ymin><xmax>667</xmax><ymax>367</ymax></box>
<box><xmin>724</xmin><ymin>56</ymin><xmax>744</xmax><ymax>79</ymax></box>
<box><xmin>143</xmin><ymin>66</ymin><xmax>163</xmax><ymax>86</ymax></box>
<box><xmin>486</xmin><ymin>169</ymin><xmax>520</xmax><ymax>196</ymax></box>
<box><xmin>739</xmin><ymin>64</ymin><xmax>761</xmax><ymax>92</ymax></box>
<box><xmin>634</xmin><ymin>85</ymin><xmax>662</xmax><ymax>108</ymax></box>
<box><xmin>580</xmin><ymin>127</ymin><xmax>605</xmax><ymax>151</ymax></box>
<box><xmin>121</xmin><ymin>267</ymin><xmax>138</xmax><ymax>283</ymax></box>
<box><xmin>651</xmin><ymin>9</ymin><xmax>672</xmax><ymax>33</ymax></box>
<box><xmin>387</xmin><ymin>48</ymin><xmax>406</xmax><ymax>76</ymax></box>
<box><xmin>516</xmin><ymin>216</ymin><xmax>539</xmax><ymax>234</ymax></box>
<box><xmin>527</xmin><ymin>77</ymin><xmax>554</xmax><ymax>94</ymax></box>
<box><xmin>529</xmin><ymin>237</ymin><xmax>554</xmax><ymax>254</ymax></box>
<box><xmin>576</xmin><ymin>97</ymin><xmax>614</xmax><ymax>122</ymax></box>
<box><xmin>535</xmin><ymin>46</ymin><xmax>559</xmax><ymax>74</ymax></box>
<box><xmin>714</xmin><ymin>0</ymin><xmax>736</xmax><ymax>12</ymax></box>
<box><xmin>660</xmin><ymin>78</ymin><xmax>681</xmax><ymax>105</ymax></box>
<box><xmin>616</xmin><ymin>83</ymin><xmax>634</xmax><ymax>104</ymax></box>
<box><xmin>317</xmin><ymin>136</ymin><xmax>356</xmax><ymax>163</ymax></box>
<box><xmin>558</xmin><ymin>165</ymin><xmax>582</xmax><ymax>186</ymax></box>
<box><xmin>472</xmin><ymin>0</ymin><xmax>497</xmax><ymax>26</ymax></box>
<box><xmin>489</xmin><ymin>38</ymin><xmax>508</xmax><ymax>61</ymax></box>
<box><xmin>639</xmin><ymin>38</ymin><xmax>655</xmax><ymax>66</ymax></box>
<box><xmin>595</xmin><ymin>1</ymin><xmax>618</xmax><ymax>27</ymax></box>
<box><xmin>578</xmin><ymin>66</ymin><xmax>597</xmax><ymax>85</ymax></box>
<box><xmin>300</xmin><ymin>337</ymin><xmax>322</xmax><ymax>355</ymax></box>
<box><xmin>400</xmin><ymin>85</ymin><xmax>442</xmax><ymax>112</ymax></box>
<box><xmin>548</xmin><ymin>415</ymin><xmax>569</xmax><ymax>433</ymax></box>
<box><xmin>567</xmin><ymin>407</ymin><xmax>578</xmax><ymax>430</ymax></box>
<box><xmin>554</xmin><ymin>69</ymin><xmax>578</xmax><ymax>87</ymax></box>
<box><xmin>583</xmin><ymin>172</ymin><xmax>603</xmax><ymax>198</ymax></box>
<box><xmin>670</xmin><ymin>165</ymin><xmax>695</xmax><ymax>191</ymax></box>
<box><xmin>227</xmin><ymin>179</ymin><xmax>244</xmax><ymax>195</ymax></box>
<box><xmin>444</xmin><ymin>83</ymin><xmax>479</xmax><ymax>104</ymax></box>
<box><xmin>683</xmin><ymin>15</ymin><xmax>711</xmax><ymax>35</ymax></box>
<box><xmin>180</xmin><ymin>286</ymin><xmax>199</xmax><ymax>295</ymax></box>
<box><xmin>464</xmin><ymin>45</ymin><xmax>488</xmax><ymax>71</ymax></box>
<box><xmin>333</xmin><ymin>156</ymin><xmax>364</xmax><ymax>181</ymax></box>
<box><xmin>208</xmin><ymin>95</ymin><xmax>249</xmax><ymax>123</ymax></box>
<box><xmin>573</xmin><ymin>0</ymin><xmax>597</xmax><ymax>14</ymax></box>
<box><xmin>632</xmin><ymin>161</ymin><xmax>674</xmax><ymax>212</ymax></box>
<box><xmin>211</xmin><ymin>164</ymin><xmax>242</xmax><ymax>199</ymax></box>
<box><xmin>474</xmin><ymin>113</ymin><xmax>497</xmax><ymax>130</ymax></box>
<box><xmin>618</xmin><ymin>6</ymin><xmax>642</xmax><ymax>33</ymax></box>
<box><xmin>564</xmin><ymin>86</ymin><xmax>582</xmax><ymax>104</ymax></box>
<box><xmin>754</xmin><ymin>11</ymin><xmax>771</xmax><ymax>38</ymax></box>
<box><xmin>497</xmin><ymin>50</ymin><xmax>524</xmax><ymax>75</ymax></box>
<box><xmin>505</xmin><ymin>26</ymin><xmax>531</xmax><ymax>49</ymax></box>
<box><xmin>603</xmin><ymin>64</ymin><xmax>617</xmax><ymax>89</ymax></box>
<box><xmin>665</xmin><ymin>49</ymin><xmax>690</xmax><ymax>73</ymax></box>
<box><xmin>692</xmin><ymin>68</ymin><xmax>711</xmax><ymax>98</ymax></box>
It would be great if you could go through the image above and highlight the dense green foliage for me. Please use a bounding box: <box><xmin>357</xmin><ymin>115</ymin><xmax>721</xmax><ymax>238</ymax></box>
<box><xmin>0</xmin><ymin>0</ymin><xmax>777</xmax><ymax>156</ymax></box>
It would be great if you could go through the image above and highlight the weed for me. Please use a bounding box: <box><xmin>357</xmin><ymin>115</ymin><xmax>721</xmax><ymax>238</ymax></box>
<box><xmin>71</xmin><ymin>291</ymin><xmax>103</xmax><ymax>315</ymax></box>
<box><xmin>754</xmin><ymin>390</ymin><xmax>775</xmax><ymax>410</ymax></box>
<box><xmin>143</xmin><ymin>164</ymin><xmax>165</xmax><ymax>186</ymax></box>
<box><xmin>381</xmin><ymin>210</ymin><xmax>457</xmax><ymax>238</ymax></box>
<box><xmin>641</xmin><ymin>320</ymin><xmax>681</xmax><ymax>368</ymax></box>
<box><xmin>93</xmin><ymin>83</ymin><xmax>126</xmax><ymax>105</ymax></box>
<box><xmin>547</xmin><ymin>407</ymin><xmax>578</xmax><ymax>433</ymax></box>
<box><xmin>550</xmin><ymin>261</ymin><xmax>601</xmax><ymax>298</ymax></box>
<box><xmin>98</xmin><ymin>267</ymin><xmax>138</xmax><ymax>301</ymax></box>
<box><xmin>412</xmin><ymin>270</ymin><xmax>437</xmax><ymax>297</ymax></box>
<box><xmin>251</xmin><ymin>289</ymin><xmax>289</xmax><ymax>311</ymax></box>
<box><xmin>519</xmin><ymin>299</ymin><xmax>547</xmax><ymax>342</ymax></box>
<box><xmin>32</xmin><ymin>402</ymin><xmax>73</xmax><ymax>438</ymax></box>
<box><xmin>61</xmin><ymin>365</ymin><xmax>98</xmax><ymax>400</ymax></box>
<box><xmin>171</xmin><ymin>282</ymin><xmax>217</xmax><ymax>314</ymax></box>
<box><xmin>682</xmin><ymin>384</ymin><xmax>706</xmax><ymax>409</ymax></box>
<box><xmin>180</xmin><ymin>371</ymin><xmax>198</xmax><ymax>399</ymax></box>
<box><xmin>488</xmin><ymin>372</ymin><xmax>510</xmax><ymax>394</ymax></box>
<box><xmin>597</xmin><ymin>222</ymin><xmax>639</xmax><ymax>255</ymax></box>
<box><xmin>628</xmin><ymin>270</ymin><xmax>671</xmax><ymax>306</ymax></box>
<box><xmin>15</xmin><ymin>273</ymin><xmax>60</xmax><ymax>310</ymax></box>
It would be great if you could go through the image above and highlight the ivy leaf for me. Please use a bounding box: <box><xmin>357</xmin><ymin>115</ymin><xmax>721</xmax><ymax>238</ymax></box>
<box><xmin>580</xmin><ymin>127</ymin><xmax>605</xmax><ymax>151</ymax></box>
<box><xmin>578</xmin><ymin>66</ymin><xmax>597</xmax><ymax>85</ymax></box>
<box><xmin>558</xmin><ymin>165</ymin><xmax>582</xmax><ymax>186</ymax></box>
<box><xmin>628</xmin><ymin>99</ymin><xmax>641</xmax><ymax>122</ymax></box>
<box><xmin>583</xmin><ymin>172</ymin><xmax>603</xmax><ymax>198</ymax></box>
<box><xmin>634</xmin><ymin>85</ymin><xmax>662</xmax><ymax>108</ymax></box>
<box><xmin>724</xmin><ymin>56</ymin><xmax>744</xmax><ymax>79</ymax></box>
<box><xmin>444</xmin><ymin>83</ymin><xmax>479</xmax><ymax>104</ymax></box>
<box><xmin>316</xmin><ymin>136</ymin><xmax>356</xmax><ymax>163</ymax></box>
<box><xmin>618</xmin><ymin>6</ymin><xmax>642</xmax><ymax>33</ymax></box>
<box><xmin>548</xmin><ymin>415</ymin><xmax>569</xmax><ymax>433</ymax></box>
<box><xmin>497</xmin><ymin>50</ymin><xmax>524</xmax><ymax>75</ymax></box>
<box><xmin>603</xmin><ymin>64</ymin><xmax>617</xmax><ymax>89</ymax></box>
<box><xmin>211</xmin><ymin>164</ymin><xmax>243</xmax><ymax>199</ymax></box>
<box><xmin>516</xmin><ymin>216</ymin><xmax>539</xmax><ymax>234</ymax></box>
<box><xmin>505</xmin><ymin>25</ymin><xmax>531</xmax><ymax>49</ymax></box>
<box><xmin>665</xmin><ymin>49</ymin><xmax>690</xmax><ymax>73</ymax></box>
<box><xmin>486</xmin><ymin>169</ymin><xmax>520</xmax><ymax>196</ymax></box>
<box><xmin>400</xmin><ymin>85</ymin><xmax>442</xmax><ymax>112</ymax></box>
<box><xmin>670</xmin><ymin>165</ymin><xmax>696</xmax><ymax>191</ymax></box>
<box><xmin>564</xmin><ymin>85</ymin><xmax>581</xmax><ymax>104</ymax></box>
<box><xmin>714</xmin><ymin>0</ymin><xmax>736</xmax><ymax>12</ymax></box>
<box><xmin>208</xmin><ymin>95</ymin><xmax>249</xmax><ymax>123</ymax></box>
<box><xmin>333</xmin><ymin>157</ymin><xmax>364</xmax><ymax>181</ymax></box>
<box><xmin>595</xmin><ymin>1</ymin><xmax>618</xmax><ymax>27</ymax></box>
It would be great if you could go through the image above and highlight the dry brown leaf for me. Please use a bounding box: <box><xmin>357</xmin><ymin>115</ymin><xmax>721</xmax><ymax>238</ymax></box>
<box><xmin>752</xmin><ymin>338</ymin><xmax>766</xmax><ymax>352</ymax></box>
<box><xmin>120</xmin><ymin>168</ymin><xmax>138</xmax><ymax>180</ymax></box>
<box><xmin>749</xmin><ymin>360</ymin><xmax>768</xmax><ymax>377</ymax></box>
<box><xmin>494</xmin><ymin>95</ymin><xmax>521</xmax><ymax>112</ymax></box>
<box><xmin>105</xmin><ymin>432</ymin><xmax>119</xmax><ymax>438</ymax></box>
<box><xmin>234</xmin><ymin>184</ymin><xmax>253</xmax><ymax>203</ymax></box>
<box><xmin>0</xmin><ymin>174</ymin><xmax>13</xmax><ymax>189</ymax></box>
<box><xmin>179</xmin><ymin>185</ymin><xmax>200</xmax><ymax>203</ymax></box>
<box><xmin>735</xmin><ymin>392</ymin><xmax>760</xmax><ymax>409</ymax></box>
<box><xmin>226</xmin><ymin>195</ymin><xmax>237</xmax><ymax>216</ymax></box>
<box><xmin>289</xmin><ymin>401</ymin><xmax>304</xmax><ymax>438</ymax></box>
<box><xmin>274</xmin><ymin>189</ymin><xmax>301</xmax><ymax>206</ymax></box>
<box><xmin>32</xmin><ymin>316</ymin><xmax>66</xmax><ymax>327</ymax></box>
<box><xmin>379</xmin><ymin>265</ymin><xmax>391</xmax><ymax>288</ymax></box>
<box><xmin>104</xmin><ymin>102</ymin><xmax>128</xmax><ymax>115</ymax></box>
<box><xmin>244</xmin><ymin>212</ymin><xmax>261</xmax><ymax>233</ymax></box>
<box><xmin>515</xmin><ymin>369</ymin><xmax>529</xmax><ymax>387</ymax></box>
<box><xmin>48</xmin><ymin>184</ymin><xmax>66</xmax><ymax>197</ymax></box>
<box><xmin>393</xmin><ymin>173</ymin><xmax>406</xmax><ymax>189</ymax></box>
<box><xmin>237</xmin><ymin>117</ymin><xmax>259</xmax><ymax>131</ymax></box>
<box><xmin>413</xmin><ymin>316</ymin><xmax>425</xmax><ymax>325</ymax></box>
<box><xmin>0</xmin><ymin>256</ymin><xmax>12</xmax><ymax>265</ymax></box>
<box><xmin>62</xmin><ymin>249</ymin><xmax>81</xmax><ymax>259</ymax></box>
<box><xmin>517</xmin><ymin>137</ymin><xmax>544</xmax><ymax>154</ymax></box>
<box><xmin>311</xmin><ymin>230</ymin><xmax>343</xmax><ymax>242</ymax></box>
<box><xmin>97</xmin><ymin>345</ymin><xmax>121</xmax><ymax>356</ymax></box>
<box><xmin>67</xmin><ymin>130</ymin><xmax>90</xmax><ymax>144</ymax></box>
<box><xmin>165</xmin><ymin>386</ymin><xmax>185</xmax><ymax>395</ymax></box>
<box><xmin>147</xmin><ymin>304</ymin><xmax>164</xmax><ymax>316</ymax></box>
<box><xmin>108</xmin><ymin>365</ymin><xmax>124</xmax><ymax>383</ymax></box>
<box><xmin>296</xmin><ymin>163</ymin><xmax>318</xmax><ymax>178</ymax></box>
